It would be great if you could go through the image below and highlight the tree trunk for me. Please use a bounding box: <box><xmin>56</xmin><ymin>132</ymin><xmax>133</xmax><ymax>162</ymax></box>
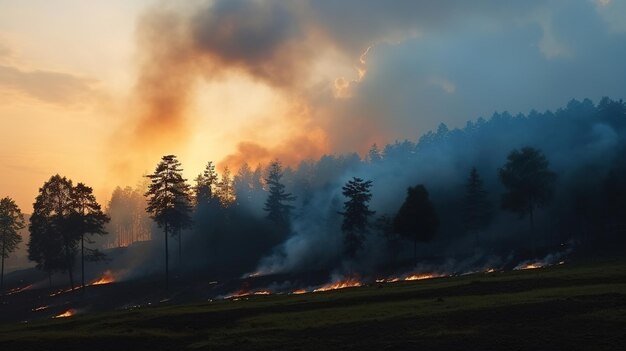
<box><xmin>165</xmin><ymin>223</ymin><xmax>169</xmax><ymax>291</ymax></box>
<box><xmin>178</xmin><ymin>231</ymin><xmax>182</xmax><ymax>267</ymax></box>
<box><xmin>81</xmin><ymin>234</ymin><xmax>85</xmax><ymax>292</ymax></box>
<box><xmin>66</xmin><ymin>245</ymin><xmax>74</xmax><ymax>289</ymax></box>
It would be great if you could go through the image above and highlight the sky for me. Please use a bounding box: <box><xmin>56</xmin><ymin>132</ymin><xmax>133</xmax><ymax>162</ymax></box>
<box><xmin>0</xmin><ymin>0</ymin><xmax>625</xmax><ymax>212</ymax></box>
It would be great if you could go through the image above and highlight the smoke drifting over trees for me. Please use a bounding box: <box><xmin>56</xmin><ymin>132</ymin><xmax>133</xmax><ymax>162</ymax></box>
<box><xmin>93</xmin><ymin>97</ymin><xmax>626</xmax><ymax>284</ymax></box>
<box><xmin>109</xmin><ymin>0</ymin><xmax>626</xmax><ymax>188</ymax></box>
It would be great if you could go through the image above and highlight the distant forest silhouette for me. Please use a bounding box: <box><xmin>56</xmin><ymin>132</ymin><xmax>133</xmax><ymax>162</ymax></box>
<box><xmin>7</xmin><ymin>97</ymin><xmax>626</xmax><ymax>287</ymax></box>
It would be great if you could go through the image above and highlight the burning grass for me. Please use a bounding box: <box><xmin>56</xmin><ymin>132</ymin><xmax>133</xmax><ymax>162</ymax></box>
<box><xmin>2</xmin><ymin>258</ymin><xmax>625</xmax><ymax>351</ymax></box>
<box><xmin>5</xmin><ymin>285</ymin><xmax>32</xmax><ymax>295</ymax></box>
<box><xmin>89</xmin><ymin>270</ymin><xmax>115</xmax><ymax>286</ymax></box>
<box><xmin>313</xmin><ymin>277</ymin><xmax>362</xmax><ymax>292</ymax></box>
<box><xmin>53</xmin><ymin>309</ymin><xmax>75</xmax><ymax>318</ymax></box>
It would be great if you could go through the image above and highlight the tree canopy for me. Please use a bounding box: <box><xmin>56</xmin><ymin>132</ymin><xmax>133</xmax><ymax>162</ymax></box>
<box><xmin>145</xmin><ymin>155</ymin><xmax>193</xmax><ymax>289</ymax></box>
<box><xmin>393</xmin><ymin>185</ymin><xmax>439</xmax><ymax>264</ymax></box>
<box><xmin>499</xmin><ymin>146</ymin><xmax>556</xmax><ymax>234</ymax></box>
<box><xmin>263</xmin><ymin>161</ymin><xmax>296</xmax><ymax>230</ymax></box>
<box><xmin>0</xmin><ymin>196</ymin><xmax>25</xmax><ymax>292</ymax></box>
<box><xmin>340</xmin><ymin>177</ymin><xmax>374</xmax><ymax>257</ymax></box>
<box><xmin>464</xmin><ymin>167</ymin><xmax>492</xmax><ymax>236</ymax></box>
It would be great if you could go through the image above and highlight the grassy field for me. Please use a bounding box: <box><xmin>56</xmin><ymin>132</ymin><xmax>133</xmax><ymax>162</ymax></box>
<box><xmin>1</xmin><ymin>259</ymin><xmax>626</xmax><ymax>350</ymax></box>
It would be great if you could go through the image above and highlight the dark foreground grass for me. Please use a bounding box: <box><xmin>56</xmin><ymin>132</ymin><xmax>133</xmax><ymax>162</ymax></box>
<box><xmin>2</xmin><ymin>259</ymin><xmax>626</xmax><ymax>350</ymax></box>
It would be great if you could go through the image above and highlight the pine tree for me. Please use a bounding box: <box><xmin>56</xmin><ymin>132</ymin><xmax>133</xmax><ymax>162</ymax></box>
<box><xmin>145</xmin><ymin>155</ymin><xmax>193</xmax><ymax>289</ymax></box>
<box><xmin>340</xmin><ymin>177</ymin><xmax>374</xmax><ymax>257</ymax></box>
<box><xmin>393</xmin><ymin>185</ymin><xmax>438</xmax><ymax>265</ymax></box>
<box><xmin>69</xmin><ymin>183</ymin><xmax>109</xmax><ymax>291</ymax></box>
<box><xmin>234</xmin><ymin>163</ymin><xmax>254</xmax><ymax>207</ymax></box>
<box><xmin>368</xmin><ymin>144</ymin><xmax>383</xmax><ymax>163</ymax></box>
<box><xmin>0</xmin><ymin>197</ymin><xmax>25</xmax><ymax>293</ymax></box>
<box><xmin>464</xmin><ymin>168</ymin><xmax>492</xmax><ymax>244</ymax></box>
<box><xmin>194</xmin><ymin>161</ymin><xmax>219</xmax><ymax>206</ymax></box>
<box><xmin>217</xmin><ymin>166</ymin><xmax>235</xmax><ymax>207</ymax></box>
<box><xmin>263</xmin><ymin>161</ymin><xmax>296</xmax><ymax>230</ymax></box>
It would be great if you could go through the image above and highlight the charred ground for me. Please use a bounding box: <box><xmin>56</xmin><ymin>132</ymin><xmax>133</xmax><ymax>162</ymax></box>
<box><xmin>1</xmin><ymin>257</ymin><xmax>625</xmax><ymax>350</ymax></box>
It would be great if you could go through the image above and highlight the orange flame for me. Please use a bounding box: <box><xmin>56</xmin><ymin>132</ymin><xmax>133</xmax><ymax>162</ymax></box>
<box><xmin>54</xmin><ymin>310</ymin><xmax>75</xmax><ymax>318</ymax></box>
<box><xmin>313</xmin><ymin>278</ymin><xmax>362</xmax><ymax>292</ymax></box>
<box><xmin>291</xmin><ymin>289</ymin><xmax>307</xmax><ymax>295</ymax></box>
<box><xmin>49</xmin><ymin>287</ymin><xmax>80</xmax><ymax>297</ymax></box>
<box><xmin>405</xmin><ymin>273</ymin><xmax>441</xmax><ymax>281</ymax></box>
<box><xmin>225</xmin><ymin>289</ymin><xmax>273</xmax><ymax>299</ymax></box>
<box><xmin>90</xmin><ymin>270</ymin><xmax>115</xmax><ymax>286</ymax></box>
<box><xmin>6</xmin><ymin>284</ymin><xmax>32</xmax><ymax>295</ymax></box>
<box><xmin>253</xmin><ymin>290</ymin><xmax>272</xmax><ymax>296</ymax></box>
<box><xmin>518</xmin><ymin>263</ymin><xmax>543</xmax><ymax>270</ymax></box>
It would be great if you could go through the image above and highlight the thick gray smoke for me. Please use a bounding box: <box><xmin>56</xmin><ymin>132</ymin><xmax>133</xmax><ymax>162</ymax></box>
<box><xmin>103</xmin><ymin>0</ymin><xmax>626</xmax><ymax>282</ymax></box>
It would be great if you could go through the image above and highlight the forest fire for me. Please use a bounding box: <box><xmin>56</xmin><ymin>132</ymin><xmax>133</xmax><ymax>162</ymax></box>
<box><xmin>313</xmin><ymin>278</ymin><xmax>362</xmax><ymax>292</ymax></box>
<box><xmin>90</xmin><ymin>270</ymin><xmax>115</xmax><ymax>286</ymax></box>
<box><xmin>404</xmin><ymin>273</ymin><xmax>441</xmax><ymax>281</ymax></box>
<box><xmin>31</xmin><ymin>305</ymin><xmax>49</xmax><ymax>312</ymax></box>
<box><xmin>253</xmin><ymin>290</ymin><xmax>272</xmax><ymax>296</ymax></box>
<box><xmin>225</xmin><ymin>289</ymin><xmax>273</xmax><ymax>300</ymax></box>
<box><xmin>291</xmin><ymin>289</ymin><xmax>307</xmax><ymax>295</ymax></box>
<box><xmin>53</xmin><ymin>310</ymin><xmax>75</xmax><ymax>318</ymax></box>
<box><xmin>515</xmin><ymin>262</ymin><xmax>544</xmax><ymax>270</ymax></box>
<box><xmin>5</xmin><ymin>284</ymin><xmax>32</xmax><ymax>295</ymax></box>
<box><xmin>49</xmin><ymin>287</ymin><xmax>80</xmax><ymax>297</ymax></box>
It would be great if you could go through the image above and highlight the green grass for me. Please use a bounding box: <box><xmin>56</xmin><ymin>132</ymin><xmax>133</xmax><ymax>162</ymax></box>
<box><xmin>2</xmin><ymin>259</ymin><xmax>626</xmax><ymax>350</ymax></box>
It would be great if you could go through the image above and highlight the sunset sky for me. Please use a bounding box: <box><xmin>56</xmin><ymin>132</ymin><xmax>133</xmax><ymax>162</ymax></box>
<box><xmin>1</xmin><ymin>0</ymin><xmax>625</xmax><ymax>212</ymax></box>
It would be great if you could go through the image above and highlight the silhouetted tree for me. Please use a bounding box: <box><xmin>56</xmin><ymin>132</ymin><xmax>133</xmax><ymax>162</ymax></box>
<box><xmin>0</xmin><ymin>197</ymin><xmax>25</xmax><ymax>293</ymax></box>
<box><xmin>106</xmin><ymin>185</ymin><xmax>151</xmax><ymax>248</ymax></box>
<box><xmin>393</xmin><ymin>185</ymin><xmax>439</xmax><ymax>265</ymax></box>
<box><xmin>368</xmin><ymin>144</ymin><xmax>383</xmax><ymax>163</ymax></box>
<box><xmin>263</xmin><ymin>161</ymin><xmax>296</xmax><ymax>231</ymax></box>
<box><xmin>217</xmin><ymin>166</ymin><xmax>235</xmax><ymax>207</ymax></box>
<box><xmin>499</xmin><ymin>147</ymin><xmax>556</xmax><ymax>242</ymax></box>
<box><xmin>194</xmin><ymin>161</ymin><xmax>219</xmax><ymax>206</ymax></box>
<box><xmin>234</xmin><ymin>163</ymin><xmax>254</xmax><ymax>208</ymax></box>
<box><xmin>28</xmin><ymin>175</ymin><xmax>78</xmax><ymax>288</ymax></box>
<box><xmin>464</xmin><ymin>167</ymin><xmax>492</xmax><ymax>244</ymax></box>
<box><xmin>69</xmin><ymin>183</ymin><xmax>109</xmax><ymax>291</ymax></box>
<box><xmin>340</xmin><ymin>177</ymin><xmax>374</xmax><ymax>257</ymax></box>
<box><xmin>145</xmin><ymin>155</ymin><xmax>193</xmax><ymax>289</ymax></box>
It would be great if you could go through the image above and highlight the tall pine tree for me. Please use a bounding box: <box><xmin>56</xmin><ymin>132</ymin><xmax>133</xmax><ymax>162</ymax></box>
<box><xmin>145</xmin><ymin>155</ymin><xmax>193</xmax><ymax>290</ymax></box>
<box><xmin>463</xmin><ymin>168</ymin><xmax>492</xmax><ymax>245</ymax></box>
<box><xmin>340</xmin><ymin>177</ymin><xmax>374</xmax><ymax>257</ymax></box>
<box><xmin>263</xmin><ymin>161</ymin><xmax>296</xmax><ymax>231</ymax></box>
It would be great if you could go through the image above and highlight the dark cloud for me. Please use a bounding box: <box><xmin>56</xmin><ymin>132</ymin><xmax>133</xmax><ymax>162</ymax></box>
<box><xmin>191</xmin><ymin>0</ymin><xmax>310</xmax><ymax>88</ymax></box>
<box><xmin>119</xmin><ymin>0</ymin><xmax>626</xmax><ymax>170</ymax></box>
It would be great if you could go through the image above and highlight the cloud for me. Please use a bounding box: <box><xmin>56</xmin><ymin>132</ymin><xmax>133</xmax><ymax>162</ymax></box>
<box><xmin>113</xmin><ymin>0</ymin><xmax>626</xmax><ymax>179</ymax></box>
<box><xmin>0</xmin><ymin>64</ymin><xmax>97</xmax><ymax>105</ymax></box>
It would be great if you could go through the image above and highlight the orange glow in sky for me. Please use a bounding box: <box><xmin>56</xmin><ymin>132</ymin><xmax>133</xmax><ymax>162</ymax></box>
<box><xmin>0</xmin><ymin>1</ymin><xmax>357</xmax><ymax>211</ymax></box>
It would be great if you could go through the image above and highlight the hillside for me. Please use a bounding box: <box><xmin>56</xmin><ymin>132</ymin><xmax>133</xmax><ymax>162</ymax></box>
<box><xmin>1</xmin><ymin>258</ymin><xmax>625</xmax><ymax>350</ymax></box>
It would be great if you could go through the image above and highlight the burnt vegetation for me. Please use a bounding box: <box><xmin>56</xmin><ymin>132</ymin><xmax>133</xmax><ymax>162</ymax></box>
<box><xmin>2</xmin><ymin>97</ymin><xmax>626</xmax><ymax>349</ymax></box>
